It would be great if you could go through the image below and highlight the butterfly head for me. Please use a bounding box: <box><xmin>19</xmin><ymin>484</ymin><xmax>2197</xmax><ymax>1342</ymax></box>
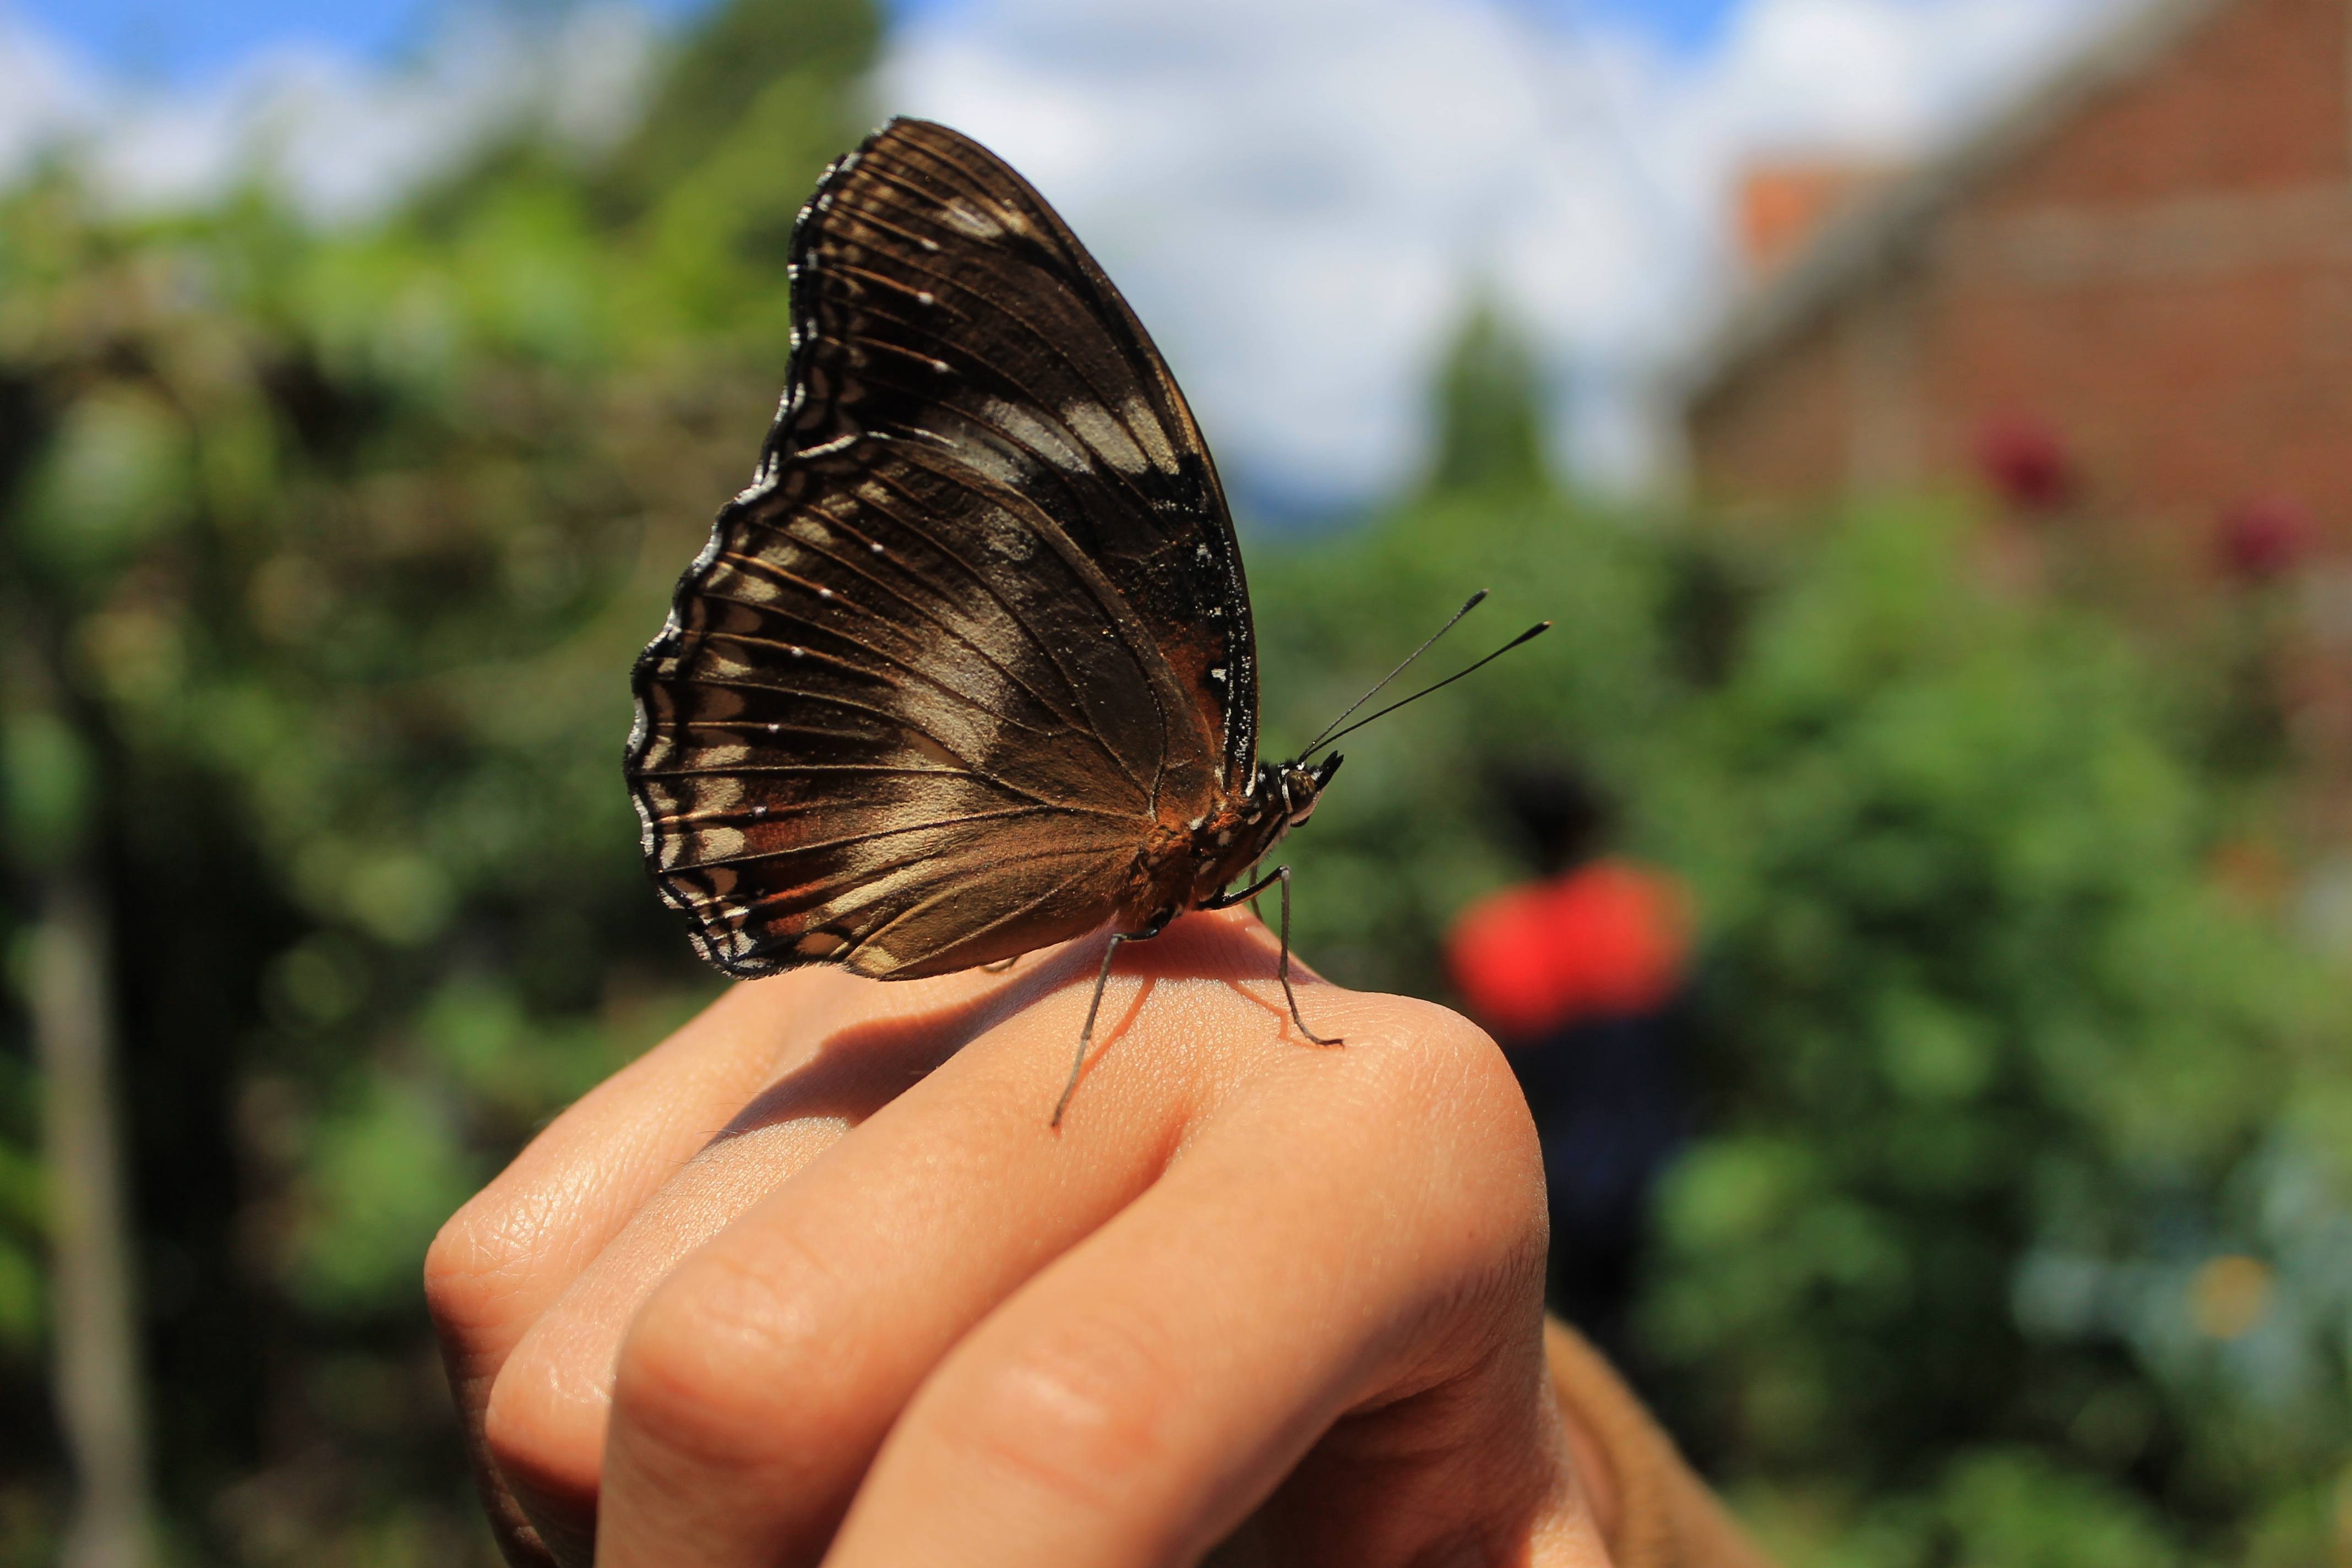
<box><xmin>1190</xmin><ymin>753</ymin><xmax>1346</xmax><ymax>906</ymax></box>
<box><xmin>1273</xmin><ymin>752</ymin><xmax>1344</xmax><ymax>829</ymax></box>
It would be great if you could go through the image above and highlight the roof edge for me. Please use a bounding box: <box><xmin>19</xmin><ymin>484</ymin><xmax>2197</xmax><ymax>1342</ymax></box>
<box><xmin>1677</xmin><ymin>0</ymin><xmax>2236</xmax><ymax>411</ymax></box>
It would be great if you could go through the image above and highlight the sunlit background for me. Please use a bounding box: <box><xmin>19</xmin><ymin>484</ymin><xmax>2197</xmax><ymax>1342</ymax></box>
<box><xmin>1</xmin><ymin>0</ymin><xmax>2147</xmax><ymax>499</ymax></box>
<box><xmin>4</xmin><ymin>0</ymin><xmax>2352</xmax><ymax>1563</ymax></box>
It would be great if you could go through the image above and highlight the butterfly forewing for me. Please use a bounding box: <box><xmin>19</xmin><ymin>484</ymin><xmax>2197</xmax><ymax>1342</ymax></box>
<box><xmin>629</xmin><ymin>119</ymin><xmax>1257</xmax><ymax>979</ymax></box>
<box><xmin>777</xmin><ymin>118</ymin><xmax>1259</xmax><ymax>792</ymax></box>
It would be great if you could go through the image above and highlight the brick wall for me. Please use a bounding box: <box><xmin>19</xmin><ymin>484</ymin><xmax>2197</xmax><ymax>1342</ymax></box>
<box><xmin>1686</xmin><ymin>0</ymin><xmax>2352</xmax><ymax>603</ymax></box>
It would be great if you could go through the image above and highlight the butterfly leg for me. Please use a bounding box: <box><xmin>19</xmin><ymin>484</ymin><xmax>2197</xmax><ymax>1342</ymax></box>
<box><xmin>1052</xmin><ymin>920</ymin><xmax>1164</xmax><ymax>1129</ymax></box>
<box><xmin>1201</xmin><ymin>865</ymin><xmax>1342</xmax><ymax>1048</ymax></box>
<box><xmin>979</xmin><ymin>956</ymin><xmax>1020</xmax><ymax>973</ymax></box>
<box><xmin>1266</xmin><ymin>865</ymin><xmax>1341</xmax><ymax>1048</ymax></box>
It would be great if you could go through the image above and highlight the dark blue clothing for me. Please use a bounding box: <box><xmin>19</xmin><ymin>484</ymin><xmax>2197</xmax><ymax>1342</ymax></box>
<box><xmin>1506</xmin><ymin>1000</ymin><xmax>1690</xmax><ymax>1360</ymax></box>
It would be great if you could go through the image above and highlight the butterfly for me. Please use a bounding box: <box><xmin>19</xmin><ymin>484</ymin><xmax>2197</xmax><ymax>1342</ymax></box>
<box><xmin>625</xmin><ymin>117</ymin><xmax>1544</xmax><ymax>1121</ymax></box>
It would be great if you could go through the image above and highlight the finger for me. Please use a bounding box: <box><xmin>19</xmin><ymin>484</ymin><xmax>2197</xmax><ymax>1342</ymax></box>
<box><xmin>431</xmin><ymin>961</ymin><xmax>1004</xmax><ymax>1561</ymax></box>
<box><xmin>446</xmin><ymin>955</ymin><xmax>1049</xmax><ymax>1561</ymax></box>
<box><xmin>478</xmin><ymin>954</ymin><xmax>1034</xmax><ymax>1542</ymax></box>
<box><xmin>422</xmin><ymin>972</ymin><xmax>845</xmax><ymax>1559</ymax></box>
<box><xmin>589</xmin><ymin>910</ymin><xmax>1343</xmax><ymax>1568</ymax></box>
<box><xmin>820</xmin><ymin>998</ymin><xmax>1599</xmax><ymax>1568</ymax></box>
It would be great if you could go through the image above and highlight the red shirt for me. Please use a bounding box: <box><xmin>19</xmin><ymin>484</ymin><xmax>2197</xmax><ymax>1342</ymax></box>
<box><xmin>1446</xmin><ymin>859</ymin><xmax>1691</xmax><ymax>1040</ymax></box>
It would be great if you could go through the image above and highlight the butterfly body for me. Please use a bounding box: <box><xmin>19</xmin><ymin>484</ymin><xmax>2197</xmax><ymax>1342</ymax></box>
<box><xmin>1180</xmin><ymin>756</ymin><xmax>1340</xmax><ymax>907</ymax></box>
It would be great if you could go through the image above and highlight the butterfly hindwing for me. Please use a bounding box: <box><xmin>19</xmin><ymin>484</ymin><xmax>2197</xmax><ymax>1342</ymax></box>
<box><xmin>632</xmin><ymin>429</ymin><xmax>1216</xmax><ymax>977</ymax></box>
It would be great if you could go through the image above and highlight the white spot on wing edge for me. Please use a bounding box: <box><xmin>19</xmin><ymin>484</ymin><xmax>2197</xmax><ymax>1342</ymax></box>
<box><xmin>795</xmin><ymin>432</ymin><xmax>857</xmax><ymax>460</ymax></box>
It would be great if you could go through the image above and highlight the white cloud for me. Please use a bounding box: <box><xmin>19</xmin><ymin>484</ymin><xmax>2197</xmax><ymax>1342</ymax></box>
<box><xmin>878</xmin><ymin>0</ymin><xmax>2147</xmax><ymax>504</ymax></box>
<box><xmin>0</xmin><ymin>4</ymin><xmax>660</xmax><ymax>224</ymax></box>
<box><xmin>0</xmin><ymin>9</ymin><xmax>104</xmax><ymax>176</ymax></box>
<box><xmin>0</xmin><ymin>0</ymin><xmax>2152</xmax><ymax>502</ymax></box>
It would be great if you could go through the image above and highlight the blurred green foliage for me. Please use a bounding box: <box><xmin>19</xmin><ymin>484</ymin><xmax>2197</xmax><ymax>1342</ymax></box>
<box><xmin>1</xmin><ymin>0</ymin><xmax>2348</xmax><ymax>1561</ymax></box>
<box><xmin>1260</xmin><ymin>493</ymin><xmax>2352</xmax><ymax>1565</ymax></box>
<box><xmin>0</xmin><ymin>1</ymin><xmax>873</xmax><ymax>1559</ymax></box>
<box><xmin>1424</xmin><ymin>299</ymin><xmax>1551</xmax><ymax>496</ymax></box>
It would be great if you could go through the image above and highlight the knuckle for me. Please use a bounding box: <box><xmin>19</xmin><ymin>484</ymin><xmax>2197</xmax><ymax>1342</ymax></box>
<box><xmin>1345</xmin><ymin>999</ymin><xmax>1549</xmax><ymax>1256</ymax></box>
<box><xmin>608</xmin><ymin>1236</ymin><xmax>844</xmax><ymax>1471</ymax></box>
<box><xmin>943</xmin><ymin>1312</ymin><xmax>1183</xmax><ymax>1511</ymax></box>
<box><xmin>1352</xmin><ymin>997</ymin><xmax>1519</xmax><ymax>1121</ymax></box>
<box><xmin>481</xmin><ymin>1350</ymin><xmax>595</xmax><ymax>1495</ymax></box>
<box><xmin>423</xmin><ymin>1193</ymin><xmax>538</xmax><ymax>1340</ymax></box>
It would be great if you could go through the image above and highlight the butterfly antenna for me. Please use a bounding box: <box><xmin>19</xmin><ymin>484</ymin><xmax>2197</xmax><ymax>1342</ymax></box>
<box><xmin>1312</xmin><ymin>620</ymin><xmax>1551</xmax><ymax>752</ymax></box>
<box><xmin>1298</xmin><ymin>591</ymin><xmax>1489</xmax><ymax>756</ymax></box>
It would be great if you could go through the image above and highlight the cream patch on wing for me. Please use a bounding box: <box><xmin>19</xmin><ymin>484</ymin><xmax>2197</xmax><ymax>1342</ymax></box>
<box><xmin>662</xmin><ymin>817</ymin><xmax>747</xmax><ymax>870</ymax></box>
<box><xmin>900</xmin><ymin>725</ymin><xmax>976</xmax><ymax>770</ymax></box>
<box><xmin>1121</xmin><ymin>396</ymin><xmax>1182</xmax><ymax>474</ymax></box>
<box><xmin>686</xmin><ymin>775</ymin><xmax>745</xmax><ymax>813</ymax></box>
<box><xmin>691</xmin><ymin>825</ymin><xmax>747</xmax><ymax>861</ymax></box>
<box><xmin>709</xmin><ymin>558</ymin><xmax>785</xmax><ymax>604</ymax></box>
<box><xmin>985</xmin><ymin>398</ymin><xmax>1088</xmax><ymax>472</ymax></box>
<box><xmin>941</xmin><ymin>198</ymin><xmax>1004</xmax><ymax>239</ymax></box>
<box><xmin>1062</xmin><ymin>400</ymin><xmax>1147</xmax><ymax>475</ymax></box>
<box><xmin>795</xmin><ymin>929</ymin><xmax>850</xmax><ymax>959</ymax></box>
<box><xmin>699</xmin><ymin>640</ymin><xmax>754</xmax><ymax>678</ymax></box>
<box><xmin>948</xmin><ymin>430</ymin><xmax>1028</xmax><ymax>491</ymax></box>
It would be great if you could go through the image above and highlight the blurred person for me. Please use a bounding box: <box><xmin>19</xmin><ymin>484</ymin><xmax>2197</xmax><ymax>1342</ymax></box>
<box><xmin>427</xmin><ymin>908</ymin><xmax>1770</xmax><ymax>1568</ymax></box>
<box><xmin>1446</xmin><ymin>767</ymin><xmax>1692</xmax><ymax>1359</ymax></box>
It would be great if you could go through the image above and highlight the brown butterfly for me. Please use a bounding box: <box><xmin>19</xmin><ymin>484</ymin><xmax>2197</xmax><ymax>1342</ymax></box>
<box><xmin>626</xmin><ymin>118</ymin><xmax>1543</xmax><ymax>1121</ymax></box>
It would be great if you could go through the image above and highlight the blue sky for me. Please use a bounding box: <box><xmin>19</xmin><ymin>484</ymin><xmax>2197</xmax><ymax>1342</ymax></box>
<box><xmin>7</xmin><ymin>0</ymin><xmax>706</xmax><ymax>81</ymax></box>
<box><xmin>11</xmin><ymin>0</ymin><xmax>1742</xmax><ymax>83</ymax></box>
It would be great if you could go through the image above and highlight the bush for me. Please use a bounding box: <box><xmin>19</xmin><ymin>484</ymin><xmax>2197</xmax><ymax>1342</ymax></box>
<box><xmin>2</xmin><ymin>6</ymin><xmax>2345</xmax><ymax>1555</ymax></box>
<box><xmin>1255</xmin><ymin>497</ymin><xmax>2352</xmax><ymax>1565</ymax></box>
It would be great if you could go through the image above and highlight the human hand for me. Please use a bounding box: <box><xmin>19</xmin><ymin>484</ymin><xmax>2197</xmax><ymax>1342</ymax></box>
<box><xmin>425</xmin><ymin>906</ymin><xmax>1615</xmax><ymax>1566</ymax></box>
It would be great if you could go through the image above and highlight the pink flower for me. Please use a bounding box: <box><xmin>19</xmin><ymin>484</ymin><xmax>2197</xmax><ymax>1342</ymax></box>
<box><xmin>2217</xmin><ymin>496</ymin><xmax>2315</xmax><ymax>584</ymax></box>
<box><xmin>1974</xmin><ymin>416</ymin><xmax>2074</xmax><ymax>514</ymax></box>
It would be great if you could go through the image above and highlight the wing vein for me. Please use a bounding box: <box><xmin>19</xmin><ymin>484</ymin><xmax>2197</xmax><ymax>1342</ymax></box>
<box><xmin>693</xmin><ymin>625</ymin><xmax>1060</xmax><ymax>744</ymax></box>
<box><xmin>665</xmin><ymin>804</ymin><xmax>1069</xmax><ymax>872</ymax></box>
<box><xmin>744</xmin><ymin>513</ymin><xmax>1113</xmax><ymax>745</ymax></box>
<box><xmin>856</xmin><ymin>461</ymin><xmax>1158</xmax><ymax>799</ymax></box>
<box><xmin>840</xmin><ymin>844</ymin><xmax>1120</xmax><ymax>970</ymax></box>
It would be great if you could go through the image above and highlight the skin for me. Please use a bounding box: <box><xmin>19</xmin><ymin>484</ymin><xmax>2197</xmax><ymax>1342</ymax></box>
<box><xmin>425</xmin><ymin>906</ymin><xmax>1618</xmax><ymax>1568</ymax></box>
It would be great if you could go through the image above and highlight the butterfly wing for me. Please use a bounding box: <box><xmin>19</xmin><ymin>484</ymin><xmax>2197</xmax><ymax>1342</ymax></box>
<box><xmin>628</xmin><ymin>119</ymin><xmax>1249</xmax><ymax>979</ymax></box>
<box><xmin>778</xmin><ymin>117</ymin><xmax>1259</xmax><ymax>793</ymax></box>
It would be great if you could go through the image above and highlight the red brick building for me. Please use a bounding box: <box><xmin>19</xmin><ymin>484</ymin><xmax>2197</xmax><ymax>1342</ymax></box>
<box><xmin>1683</xmin><ymin>0</ymin><xmax>2352</xmax><ymax>600</ymax></box>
